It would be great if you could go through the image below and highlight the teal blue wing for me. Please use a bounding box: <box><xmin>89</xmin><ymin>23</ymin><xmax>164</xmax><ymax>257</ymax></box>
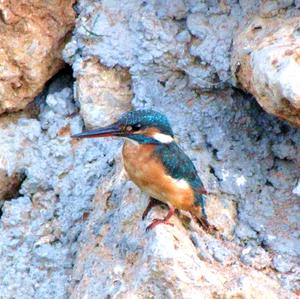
<box><xmin>153</xmin><ymin>142</ymin><xmax>207</xmax><ymax>216</ymax></box>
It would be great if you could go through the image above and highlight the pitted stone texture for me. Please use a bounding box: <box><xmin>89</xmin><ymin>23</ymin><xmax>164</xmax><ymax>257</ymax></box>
<box><xmin>232</xmin><ymin>16</ymin><xmax>300</xmax><ymax>126</ymax></box>
<box><xmin>259</xmin><ymin>0</ymin><xmax>294</xmax><ymax>17</ymax></box>
<box><xmin>76</xmin><ymin>58</ymin><xmax>132</xmax><ymax>128</ymax></box>
<box><xmin>0</xmin><ymin>112</ymin><xmax>34</xmax><ymax>201</ymax></box>
<box><xmin>0</xmin><ymin>170</ymin><xmax>22</xmax><ymax>200</ymax></box>
<box><xmin>69</xmin><ymin>169</ymin><xmax>289</xmax><ymax>299</ymax></box>
<box><xmin>0</xmin><ymin>0</ymin><xmax>75</xmax><ymax>114</ymax></box>
<box><xmin>63</xmin><ymin>0</ymin><xmax>240</xmax><ymax>91</ymax></box>
<box><xmin>1</xmin><ymin>1</ymin><xmax>300</xmax><ymax>298</ymax></box>
<box><xmin>62</xmin><ymin>1</ymin><xmax>300</xmax><ymax>295</ymax></box>
<box><xmin>2</xmin><ymin>77</ymin><xmax>298</xmax><ymax>298</ymax></box>
<box><xmin>0</xmin><ymin>75</ymin><xmax>123</xmax><ymax>299</ymax></box>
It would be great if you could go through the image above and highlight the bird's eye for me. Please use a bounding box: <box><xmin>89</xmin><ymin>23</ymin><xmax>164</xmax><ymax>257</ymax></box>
<box><xmin>133</xmin><ymin>123</ymin><xmax>142</xmax><ymax>130</ymax></box>
<box><xmin>125</xmin><ymin>123</ymin><xmax>142</xmax><ymax>133</ymax></box>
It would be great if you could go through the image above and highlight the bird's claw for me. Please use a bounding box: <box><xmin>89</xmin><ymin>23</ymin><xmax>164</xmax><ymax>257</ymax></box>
<box><xmin>146</xmin><ymin>218</ymin><xmax>174</xmax><ymax>231</ymax></box>
<box><xmin>142</xmin><ymin>209</ymin><xmax>150</xmax><ymax>220</ymax></box>
<box><xmin>142</xmin><ymin>197</ymin><xmax>161</xmax><ymax>220</ymax></box>
<box><xmin>194</xmin><ymin>215</ymin><xmax>218</xmax><ymax>235</ymax></box>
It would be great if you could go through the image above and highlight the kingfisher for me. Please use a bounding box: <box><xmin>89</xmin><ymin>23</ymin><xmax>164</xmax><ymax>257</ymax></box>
<box><xmin>72</xmin><ymin>110</ymin><xmax>215</xmax><ymax>232</ymax></box>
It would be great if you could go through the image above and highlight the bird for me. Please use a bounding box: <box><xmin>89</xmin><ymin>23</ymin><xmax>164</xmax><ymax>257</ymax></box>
<box><xmin>72</xmin><ymin>110</ymin><xmax>216</xmax><ymax>232</ymax></box>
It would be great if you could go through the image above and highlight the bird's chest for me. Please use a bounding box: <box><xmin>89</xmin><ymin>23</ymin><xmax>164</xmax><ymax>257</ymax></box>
<box><xmin>122</xmin><ymin>141</ymin><xmax>194</xmax><ymax>209</ymax></box>
<box><xmin>122</xmin><ymin>141</ymin><xmax>158</xmax><ymax>189</ymax></box>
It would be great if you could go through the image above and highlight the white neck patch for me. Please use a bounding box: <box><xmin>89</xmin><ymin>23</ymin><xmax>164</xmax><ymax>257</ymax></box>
<box><xmin>123</xmin><ymin>137</ymin><xmax>139</xmax><ymax>146</ymax></box>
<box><xmin>152</xmin><ymin>133</ymin><xmax>173</xmax><ymax>144</ymax></box>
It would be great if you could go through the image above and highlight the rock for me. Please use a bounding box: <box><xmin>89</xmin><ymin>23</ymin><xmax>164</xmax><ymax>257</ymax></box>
<box><xmin>224</xmin><ymin>274</ymin><xmax>285</xmax><ymax>299</ymax></box>
<box><xmin>235</xmin><ymin>223</ymin><xmax>258</xmax><ymax>241</ymax></box>
<box><xmin>240</xmin><ymin>246</ymin><xmax>271</xmax><ymax>270</ymax></box>
<box><xmin>259</xmin><ymin>0</ymin><xmax>294</xmax><ymax>17</ymax></box>
<box><xmin>69</xmin><ymin>174</ymin><xmax>289</xmax><ymax>299</ymax></box>
<box><xmin>0</xmin><ymin>0</ymin><xmax>75</xmax><ymax>114</ymax></box>
<box><xmin>292</xmin><ymin>180</ymin><xmax>300</xmax><ymax>196</ymax></box>
<box><xmin>0</xmin><ymin>170</ymin><xmax>22</xmax><ymax>200</ymax></box>
<box><xmin>205</xmin><ymin>194</ymin><xmax>236</xmax><ymax>237</ymax></box>
<box><xmin>75</xmin><ymin>58</ymin><xmax>132</xmax><ymax>128</ymax></box>
<box><xmin>272</xmin><ymin>255</ymin><xmax>292</xmax><ymax>273</ymax></box>
<box><xmin>66</xmin><ymin>1</ymin><xmax>299</xmax><ymax>296</ymax></box>
<box><xmin>155</xmin><ymin>0</ymin><xmax>187</xmax><ymax>20</ymax></box>
<box><xmin>0</xmin><ymin>72</ymin><xmax>129</xmax><ymax>299</ymax></box>
<box><xmin>0</xmin><ymin>112</ymin><xmax>34</xmax><ymax>201</ymax></box>
<box><xmin>231</xmin><ymin>16</ymin><xmax>300</xmax><ymax>126</ymax></box>
<box><xmin>207</xmin><ymin>240</ymin><xmax>234</xmax><ymax>266</ymax></box>
<box><xmin>190</xmin><ymin>232</ymin><xmax>214</xmax><ymax>262</ymax></box>
<box><xmin>0</xmin><ymin>1</ymin><xmax>300</xmax><ymax>298</ymax></box>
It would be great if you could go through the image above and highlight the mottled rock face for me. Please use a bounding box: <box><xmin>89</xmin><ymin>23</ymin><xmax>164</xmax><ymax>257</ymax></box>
<box><xmin>76</xmin><ymin>58</ymin><xmax>132</xmax><ymax>128</ymax></box>
<box><xmin>0</xmin><ymin>0</ymin><xmax>75</xmax><ymax>114</ymax></box>
<box><xmin>69</xmin><ymin>172</ymin><xmax>285</xmax><ymax>299</ymax></box>
<box><xmin>232</xmin><ymin>16</ymin><xmax>300</xmax><ymax>126</ymax></box>
<box><xmin>0</xmin><ymin>112</ymin><xmax>32</xmax><ymax>201</ymax></box>
<box><xmin>0</xmin><ymin>170</ymin><xmax>22</xmax><ymax>200</ymax></box>
<box><xmin>0</xmin><ymin>1</ymin><xmax>300</xmax><ymax>299</ymax></box>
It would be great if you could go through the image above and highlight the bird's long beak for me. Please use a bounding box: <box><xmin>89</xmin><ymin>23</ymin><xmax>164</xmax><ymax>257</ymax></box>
<box><xmin>71</xmin><ymin>123</ymin><xmax>122</xmax><ymax>139</ymax></box>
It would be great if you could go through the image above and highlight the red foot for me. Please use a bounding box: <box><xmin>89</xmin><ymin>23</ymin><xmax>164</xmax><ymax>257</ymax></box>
<box><xmin>146</xmin><ymin>206</ymin><xmax>175</xmax><ymax>231</ymax></box>
<box><xmin>142</xmin><ymin>197</ymin><xmax>161</xmax><ymax>220</ymax></box>
<box><xmin>146</xmin><ymin>218</ymin><xmax>174</xmax><ymax>231</ymax></box>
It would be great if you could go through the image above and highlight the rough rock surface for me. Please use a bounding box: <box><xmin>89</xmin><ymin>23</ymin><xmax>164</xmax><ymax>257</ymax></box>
<box><xmin>232</xmin><ymin>15</ymin><xmax>300</xmax><ymax>127</ymax></box>
<box><xmin>0</xmin><ymin>170</ymin><xmax>22</xmax><ymax>200</ymax></box>
<box><xmin>75</xmin><ymin>58</ymin><xmax>132</xmax><ymax>128</ymax></box>
<box><xmin>0</xmin><ymin>113</ymin><xmax>26</xmax><ymax>201</ymax></box>
<box><xmin>0</xmin><ymin>1</ymin><xmax>300</xmax><ymax>299</ymax></box>
<box><xmin>0</xmin><ymin>0</ymin><xmax>75</xmax><ymax>114</ymax></box>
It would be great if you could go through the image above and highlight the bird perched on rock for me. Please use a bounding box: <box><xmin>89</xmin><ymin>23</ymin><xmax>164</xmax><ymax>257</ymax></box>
<box><xmin>72</xmin><ymin>110</ymin><xmax>215</xmax><ymax>232</ymax></box>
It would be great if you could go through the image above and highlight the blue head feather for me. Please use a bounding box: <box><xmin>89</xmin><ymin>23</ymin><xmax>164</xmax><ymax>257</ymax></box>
<box><xmin>118</xmin><ymin>110</ymin><xmax>174</xmax><ymax>137</ymax></box>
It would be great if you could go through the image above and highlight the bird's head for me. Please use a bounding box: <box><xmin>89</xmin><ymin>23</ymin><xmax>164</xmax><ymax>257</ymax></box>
<box><xmin>72</xmin><ymin>110</ymin><xmax>174</xmax><ymax>144</ymax></box>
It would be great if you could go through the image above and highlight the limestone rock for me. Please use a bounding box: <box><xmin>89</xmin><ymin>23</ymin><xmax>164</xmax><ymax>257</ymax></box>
<box><xmin>0</xmin><ymin>1</ymin><xmax>300</xmax><ymax>298</ymax></box>
<box><xmin>0</xmin><ymin>112</ymin><xmax>33</xmax><ymax>201</ymax></box>
<box><xmin>76</xmin><ymin>58</ymin><xmax>132</xmax><ymax>128</ymax></box>
<box><xmin>0</xmin><ymin>170</ymin><xmax>22</xmax><ymax>200</ymax></box>
<box><xmin>232</xmin><ymin>16</ymin><xmax>300</xmax><ymax>126</ymax></box>
<box><xmin>69</xmin><ymin>171</ymin><xmax>289</xmax><ymax>299</ymax></box>
<box><xmin>64</xmin><ymin>1</ymin><xmax>299</xmax><ymax>296</ymax></box>
<box><xmin>259</xmin><ymin>0</ymin><xmax>294</xmax><ymax>17</ymax></box>
<box><xmin>0</xmin><ymin>0</ymin><xmax>75</xmax><ymax>114</ymax></box>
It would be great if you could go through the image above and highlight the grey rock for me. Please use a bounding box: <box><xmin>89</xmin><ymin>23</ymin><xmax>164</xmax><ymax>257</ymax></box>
<box><xmin>240</xmin><ymin>246</ymin><xmax>271</xmax><ymax>270</ymax></box>
<box><xmin>190</xmin><ymin>232</ymin><xmax>213</xmax><ymax>262</ymax></box>
<box><xmin>0</xmin><ymin>0</ymin><xmax>299</xmax><ymax>298</ymax></box>
<box><xmin>259</xmin><ymin>0</ymin><xmax>294</xmax><ymax>17</ymax></box>
<box><xmin>155</xmin><ymin>0</ymin><xmax>187</xmax><ymax>20</ymax></box>
<box><xmin>235</xmin><ymin>223</ymin><xmax>257</xmax><ymax>241</ymax></box>
<box><xmin>0</xmin><ymin>75</ymin><xmax>119</xmax><ymax>299</ymax></box>
<box><xmin>62</xmin><ymin>1</ymin><xmax>300</xmax><ymax>291</ymax></box>
<box><xmin>272</xmin><ymin>255</ymin><xmax>292</xmax><ymax>273</ymax></box>
<box><xmin>208</xmin><ymin>240</ymin><xmax>233</xmax><ymax>265</ymax></box>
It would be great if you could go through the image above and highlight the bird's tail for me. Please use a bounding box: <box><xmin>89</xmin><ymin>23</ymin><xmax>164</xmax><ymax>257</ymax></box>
<box><xmin>190</xmin><ymin>195</ymin><xmax>218</xmax><ymax>234</ymax></box>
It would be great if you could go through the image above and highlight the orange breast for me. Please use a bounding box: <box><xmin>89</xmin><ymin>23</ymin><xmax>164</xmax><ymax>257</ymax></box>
<box><xmin>122</xmin><ymin>141</ymin><xmax>195</xmax><ymax>211</ymax></box>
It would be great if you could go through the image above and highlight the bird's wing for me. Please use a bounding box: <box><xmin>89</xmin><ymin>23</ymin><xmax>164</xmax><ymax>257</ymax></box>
<box><xmin>153</xmin><ymin>142</ymin><xmax>207</xmax><ymax>213</ymax></box>
<box><xmin>153</xmin><ymin>142</ymin><xmax>204</xmax><ymax>189</ymax></box>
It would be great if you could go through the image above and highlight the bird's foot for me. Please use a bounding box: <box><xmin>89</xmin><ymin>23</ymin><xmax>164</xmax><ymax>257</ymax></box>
<box><xmin>146</xmin><ymin>218</ymin><xmax>174</xmax><ymax>231</ymax></box>
<box><xmin>146</xmin><ymin>206</ymin><xmax>175</xmax><ymax>231</ymax></box>
<box><xmin>142</xmin><ymin>197</ymin><xmax>163</xmax><ymax>220</ymax></box>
